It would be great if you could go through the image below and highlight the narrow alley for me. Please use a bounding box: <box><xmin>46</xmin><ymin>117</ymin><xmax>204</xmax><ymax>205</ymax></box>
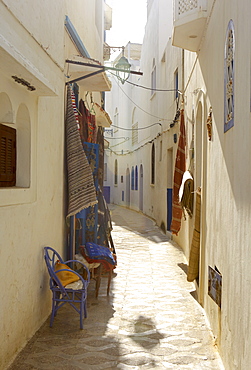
<box><xmin>8</xmin><ymin>205</ymin><xmax>224</xmax><ymax>370</ymax></box>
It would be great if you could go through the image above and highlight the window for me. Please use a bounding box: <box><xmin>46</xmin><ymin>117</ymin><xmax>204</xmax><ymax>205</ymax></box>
<box><xmin>151</xmin><ymin>58</ymin><xmax>156</xmax><ymax>96</ymax></box>
<box><xmin>132</xmin><ymin>108</ymin><xmax>138</xmax><ymax>146</ymax></box>
<box><xmin>224</xmin><ymin>20</ymin><xmax>235</xmax><ymax>132</ymax></box>
<box><xmin>135</xmin><ymin>165</ymin><xmax>138</xmax><ymax>190</ymax></box>
<box><xmin>131</xmin><ymin>166</ymin><xmax>134</xmax><ymax>190</ymax></box>
<box><xmin>114</xmin><ymin>107</ymin><xmax>119</xmax><ymax>133</ymax></box>
<box><xmin>159</xmin><ymin>140</ymin><xmax>162</xmax><ymax>161</ymax></box>
<box><xmin>0</xmin><ymin>95</ymin><xmax>31</xmax><ymax>189</ymax></box>
<box><xmin>174</xmin><ymin>68</ymin><xmax>179</xmax><ymax>100</ymax></box>
<box><xmin>114</xmin><ymin>159</ymin><xmax>118</xmax><ymax>185</ymax></box>
<box><xmin>161</xmin><ymin>52</ymin><xmax>166</xmax><ymax>82</ymax></box>
<box><xmin>121</xmin><ymin>175</ymin><xmax>123</xmax><ymax>183</ymax></box>
<box><xmin>151</xmin><ymin>143</ymin><xmax>155</xmax><ymax>184</ymax></box>
<box><xmin>0</xmin><ymin>124</ymin><xmax>16</xmax><ymax>187</ymax></box>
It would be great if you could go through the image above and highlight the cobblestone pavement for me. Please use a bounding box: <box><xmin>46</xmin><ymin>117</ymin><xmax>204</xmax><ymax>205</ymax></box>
<box><xmin>8</xmin><ymin>205</ymin><xmax>224</xmax><ymax>370</ymax></box>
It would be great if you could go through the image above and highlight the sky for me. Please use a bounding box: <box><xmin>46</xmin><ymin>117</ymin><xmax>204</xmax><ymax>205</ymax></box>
<box><xmin>105</xmin><ymin>0</ymin><xmax>147</xmax><ymax>55</ymax></box>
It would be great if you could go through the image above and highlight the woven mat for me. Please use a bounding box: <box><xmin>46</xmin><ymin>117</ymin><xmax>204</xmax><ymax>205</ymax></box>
<box><xmin>66</xmin><ymin>85</ymin><xmax>97</xmax><ymax>217</ymax></box>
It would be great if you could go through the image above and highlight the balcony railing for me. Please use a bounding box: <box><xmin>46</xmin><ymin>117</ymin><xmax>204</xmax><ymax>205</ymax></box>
<box><xmin>177</xmin><ymin>0</ymin><xmax>200</xmax><ymax>17</ymax></box>
<box><xmin>172</xmin><ymin>0</ymin><xmax>207</xmax><ymax>52</ymax></box>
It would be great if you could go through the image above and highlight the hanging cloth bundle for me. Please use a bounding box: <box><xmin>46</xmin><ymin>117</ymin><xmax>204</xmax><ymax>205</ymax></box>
<box><xmin>65</xmin><ymin>85</ymin><xmax>97</xmax><ymax>217</ymax></box>
<box><xmin>170</xmin><ymin>109</ymin><xmax>186</xmax><ymax>235</ymax></box>
<box><xmin>187</xmin><ymin>188</ymin><xmax>201</xmax><ymax>282</ymax></box>
<box><xmin>179</xmin><ymin>170</ymin><xmax>194</xmax><ymax>218</ymax></box>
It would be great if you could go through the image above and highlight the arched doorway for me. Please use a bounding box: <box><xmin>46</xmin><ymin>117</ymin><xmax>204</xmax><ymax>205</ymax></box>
<box><xmin>195</xmin><ymin>103</ymin><xmax>202</xmax><ymax>190</ymax></box>
<box><xmin>126</xmin><ymin>167</ymin><xmax>130</xmax><ymax>206</ymax></box>
<box><xmin>195</xmin><ymin>100</ymin><xmax>207</xmax><ymax>307</ymax></box>
<box><xmin>139</xmin><ymin>164</ymin><xmax>143</xmax><ymax>211</ymax></box>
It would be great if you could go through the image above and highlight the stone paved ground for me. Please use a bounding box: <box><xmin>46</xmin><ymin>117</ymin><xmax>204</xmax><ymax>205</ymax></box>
<box><xmin>8</xmin><ymin>205</ymin><xmax>225</xmax><ymax>370</ymax></box>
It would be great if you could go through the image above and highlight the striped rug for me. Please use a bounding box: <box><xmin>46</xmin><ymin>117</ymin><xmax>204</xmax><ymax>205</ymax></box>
<box><xmin>170</xmin><ymin>109</ymin><xmax>186</xmax><ymax>235</ymax></box>
<box><xmin>66</xmin><ymin>85</ymin><xmax>97</xmax><ymax>217</ymax></box>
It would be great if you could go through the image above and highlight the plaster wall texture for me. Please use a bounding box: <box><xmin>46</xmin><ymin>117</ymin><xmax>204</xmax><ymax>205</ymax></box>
<box><xmin>0</xmin><ymin>0</ymin><xmax>105</xmax><ymax>368</ymax></box>
<box><xmin>65</xmin><ymin>0</ymin><xmax>104</xmax><ymax>61</ymax></box>
<box><xmin>0</xmin><ymin>73</ymin><xmax>65</xmax><ymax>370</ymax></box>
<box><xmin>105</xmin><ymin>0</ymin><xmax>251</xmax><ymax>368</ymax></box>
<box><xmin>105</xmin><ymin>1</ymin><xmax>184</xmax><ymax>230</ymax></box>
<box><xmin>176</xmin><ymin>1</ymin><xmax>251</xmax><ymax>369</ymax></box>
<box><xmin>1</xmin><ymin>0</ymin><xmax>65</xmax><ymax>69</ymax></box>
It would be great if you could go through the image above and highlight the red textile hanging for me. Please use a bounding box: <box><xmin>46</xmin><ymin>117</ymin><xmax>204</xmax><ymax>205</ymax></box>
<box><xmin>170</xmin><ymin>109</ymin><xmax>186</xmax><ymax>235</ymax></box>
<box><xmin>88</xmin><ymin>113</ymin><xmax>97</xmax><ymax>143</ymax></box>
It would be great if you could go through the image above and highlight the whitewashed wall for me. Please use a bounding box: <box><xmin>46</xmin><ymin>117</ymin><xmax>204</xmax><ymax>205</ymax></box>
<box><xmin>178</xmin><ymin>0</ymin><xmax>251</xmax><ymax>369</ymax></box>
<box><xmin>0</xmin><ymin>0</ymin><xmax>106</xmax><ymax>368</ymax></box>
<box><xmin>106</xmin><ymin>0</ymin><xmax>251</xmax><ymax>368</ymax></box>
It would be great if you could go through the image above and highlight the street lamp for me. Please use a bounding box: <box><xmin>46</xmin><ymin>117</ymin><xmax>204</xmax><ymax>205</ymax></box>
<box><xmin>115</xmin><ymin>47</ymin><xmax>131</xmax><ymax>84</ymax></box>
<box><xmin>65</xmin><ymin>45</ymin><xmax>142</xmax><ymax>86</ymax></box>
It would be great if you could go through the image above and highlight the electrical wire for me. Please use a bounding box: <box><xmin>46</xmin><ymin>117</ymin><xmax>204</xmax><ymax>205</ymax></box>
<box><xmin>104</xmin><ymin>136</ymin><xmax>130</xmax><ymax>139</ymax></box>
<box><xmin>125</xmin><ymin>79</ymin><xmax>182</xmax><ymax>94</ymax></box>
<box><xmin>109</xmin><ymin>71</ymin><xmax>172</xmax><ymax>121</ymax></box>
<box><xmin>111</xmin><ymin>122</ymin><xmax>162</xmax><ymax>131</ymax></box>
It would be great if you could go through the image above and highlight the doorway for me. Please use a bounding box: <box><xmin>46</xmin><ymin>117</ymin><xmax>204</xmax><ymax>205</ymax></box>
<box><xmin>167</xmin><ymin>148</ymin><xmax>173</xmax><ymax>231</ymax></box>
<box><xmin>139</xmin><ymin>164</ymin><xmax>143</xmax><ymax>211</ymax></box>
<box><xmin>195</xmin><ymin>101</ymin><xmax>207</xmax><ymax>306</ymax></box>
<box><xmin>126</xmin><ymin>168</ymin><xmax>130</xmax><ymax>207</ymax></box>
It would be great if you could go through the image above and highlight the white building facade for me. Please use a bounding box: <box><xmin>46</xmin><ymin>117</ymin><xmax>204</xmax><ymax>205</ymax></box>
<box><xmin>105</xmin><ymin>0</ymin><xmax>251</xmax><ymax>369</ymax></box>
<box><xmin>0</xmin><ymin>1</ymin><xmax>110</xmax><ymax>368</ymax></box>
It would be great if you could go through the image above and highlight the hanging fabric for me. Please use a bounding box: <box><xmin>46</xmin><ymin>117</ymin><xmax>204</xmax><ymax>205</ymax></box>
<box><xmin>179</xmin><ymin>170</ymin><xmax>194</xmax><ymax>218</ymax></box>
<box><xmin>76</xmin><ymin>142</ymin><xmax>99</xmax><ymax>244</ymax></box>
<box><xmin>65</xmin><ymin>85</ymin><xmax>97</xmax><ymax>217</ymax></box>
<box><xmin>69</xmin><ymin>87</ymin><xmax>79</xmax><ymax>126</ymax></box>
<box><xmin>170</xmin><ymin>108</ymin><xmax>186</xmax><ymax>235</ymax></box>
<box><xmin>97</xmin><ymin>187</ymin><xmax>113</xmax><ymax>249</ymax></box>
<box><xmin>187</xmin><ymin>188</ymin><xmax>201</xmax><ymax>282</ymax></box>
<box><xmin>96</xmin><ymin>126</ymin><xmax>104</xmax><ymax>190</ymax></box>
<box><xmin>87</xmin><ymin>113</ymin><xmax>97</xmax><ymax>143</ymax></box>
<box><xmin>78</xmin><ymin>99</ymin><xmax>89</xmax><ymax>142</ymax></box>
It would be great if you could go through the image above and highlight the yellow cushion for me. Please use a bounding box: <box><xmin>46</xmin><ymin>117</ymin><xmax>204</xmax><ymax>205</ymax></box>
<box><xmin>54</xmin><ymin>261</ymin><xmax>79</xmax><ymax>287</ymax></box>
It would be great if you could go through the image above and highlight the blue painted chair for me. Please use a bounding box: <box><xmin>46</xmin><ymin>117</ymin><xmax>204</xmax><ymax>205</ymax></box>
<box><xmin>44</xmin><ymin>246</ymin><xmax>90</xmax><ymax>329</ymax></box>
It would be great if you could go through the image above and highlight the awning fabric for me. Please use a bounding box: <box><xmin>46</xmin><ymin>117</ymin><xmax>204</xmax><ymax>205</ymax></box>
<box><xmin>94</xmin><ymin>103</ymin><xmax>112</xmax><ymax>127</ymax></box>
<box><xmin>66</xmin><ymin>55</ymin><xmax>112</xmax><ymax>91</ymax></box>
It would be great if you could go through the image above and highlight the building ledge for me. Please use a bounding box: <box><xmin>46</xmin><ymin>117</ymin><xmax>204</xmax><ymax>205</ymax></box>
<box><xmin>172</xmin><ymin>0</ymin><xmax>207</xmax><ymax>52</ymax></box>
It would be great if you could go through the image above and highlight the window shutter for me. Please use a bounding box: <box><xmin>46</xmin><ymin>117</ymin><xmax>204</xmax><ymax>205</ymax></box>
<box><xmin>0</xmin><ymin>124</ymin><xmax>16</xmax><ymax>186</ymax></box>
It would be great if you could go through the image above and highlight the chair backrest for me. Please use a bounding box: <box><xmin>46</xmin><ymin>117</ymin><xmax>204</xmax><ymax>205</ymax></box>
<box><xmin>44</xmin><ymin>246</ymin><xmax>68</xmax><ymax>294</ymax></box>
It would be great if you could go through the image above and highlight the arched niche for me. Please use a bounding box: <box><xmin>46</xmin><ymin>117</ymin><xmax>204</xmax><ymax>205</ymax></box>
<box><xmin>0</xmin><ymin>92</ymin><xmax>14</xmax><ymax>123</ymax></box>
<box><xmin>195</xmin><ymin>101</ymin><xmax>203</xmax><ymax>189</ymax></box>
<box><xmin>16</xmin><ymin>104</ymin><xmax>31</xmax><ymax>187</ymax></box>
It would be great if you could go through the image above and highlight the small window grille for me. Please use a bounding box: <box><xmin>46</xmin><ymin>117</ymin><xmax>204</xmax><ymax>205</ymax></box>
<box><xmin>131</xmin><ymin>166</ymin><xmax>135</xmax><ymax>190</ymax></box>
<box><xmin>114</xmin><ymin>159</ymin><xmax>118</xmax><ymax>185</ymax></box>
<box><xmin>151</xmin><ymin>59</ymin><xmax>156</xmax><ymax>96</ymax></box>
<box><xmin>0</xmin><ymin>124</ymin><xmax>16</xmax><ymax>187</ymax></box>
<box><xmin>224</xmin><ymin>20</ymin><xmax>235</xmax><ymax>132</ymax></box>
<box><xmin>132</xmin><ymin>123</ymin><xmax>138</xmax><ymax>145</ymax></box>
<box><xmin>135</xmin><ymin>165</ymin><xmax>138</xmax><ymax>190</ymax></box>
<box><xmin>151</xmin><ymin>143</ymin><xmax>155</xmax><ymax>185</ymax></box>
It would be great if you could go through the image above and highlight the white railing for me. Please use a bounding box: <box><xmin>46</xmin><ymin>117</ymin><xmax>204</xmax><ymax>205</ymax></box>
<box><xmin>175</xmin><ymin>0</ymin><xmax>207</xmax><ymax>20</ymax></box>
<box><xmin>178</xmin><ymin>0</ymin><xmax>198</xmax><ymax>15</ymax></box>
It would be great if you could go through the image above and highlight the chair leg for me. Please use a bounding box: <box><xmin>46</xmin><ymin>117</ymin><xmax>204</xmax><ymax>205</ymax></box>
<box><xmin>107</xmin><ymin>270</ymin><xmax>112</xmax><ymax>296</ymax></box>
<box><xmin>95</xmin><ymin>265</ymin><xmax>102</xmax><ymax>298</ymax></box>
<box><xmin>84</xmin><ymin>299</ymin><xmax>87</xmax><ymax>318</ymax></box>
<box><xmin>80</xmin><ymin>299</ymin><xmax>84</xmax><ymax>330</ymax></box>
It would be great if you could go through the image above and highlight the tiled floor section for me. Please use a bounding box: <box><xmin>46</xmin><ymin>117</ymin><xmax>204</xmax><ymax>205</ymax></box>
<box><xmin>8</xmin><ymin>205</ymin><xmax>224</xmax><ymax>369</ymax></box>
